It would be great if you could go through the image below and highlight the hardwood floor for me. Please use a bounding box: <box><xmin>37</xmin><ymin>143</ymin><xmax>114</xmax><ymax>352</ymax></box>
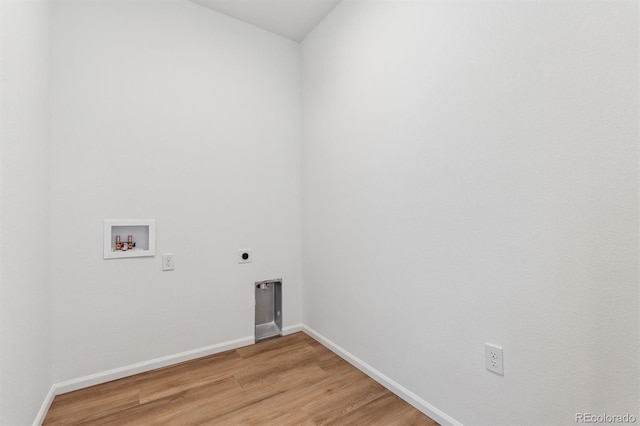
<box><xmin>44</xmin><ymin>333</ymin><xmax>438</xmax><ymax>425</ymax></box>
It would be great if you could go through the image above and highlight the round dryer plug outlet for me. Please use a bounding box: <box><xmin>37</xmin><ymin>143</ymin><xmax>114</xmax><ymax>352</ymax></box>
<box><xmin>238</xmin><ymin>249</ymin><xmax>253</xmax><ymax>264</ymax></box>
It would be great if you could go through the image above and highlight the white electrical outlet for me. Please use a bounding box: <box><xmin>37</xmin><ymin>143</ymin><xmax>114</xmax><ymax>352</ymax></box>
<box><xmin>238</xmin><ymin>249</ymin><xmax>252</xmax><ymax>264</ymax></box>
<box><xmin>485</xmin><ymin>343</ymin><xmax>504</xmax><ymax>375</ymax></box>
<box><xmin>162</xmin><ymin>253</ymin><xmax>175</xmax><ymax>271</ymax></box>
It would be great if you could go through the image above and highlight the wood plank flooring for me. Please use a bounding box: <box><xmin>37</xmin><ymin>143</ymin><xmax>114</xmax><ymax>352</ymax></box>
<box><xmin>44</xmin><ymin>332</ymin><xmax>438</xmax><ymax>425</ymax></box>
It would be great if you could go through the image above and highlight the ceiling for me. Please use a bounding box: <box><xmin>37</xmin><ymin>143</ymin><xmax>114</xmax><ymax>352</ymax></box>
<box><xmin>190</xmin><ymin>0</ymin><xmax>341</xmax><ymax>42</ymax></box>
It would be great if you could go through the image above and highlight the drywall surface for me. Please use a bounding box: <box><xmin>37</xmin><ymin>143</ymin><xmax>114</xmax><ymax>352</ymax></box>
<box><xmin>50</xmin><ymin>0</ymin><xmax>302</xmax><ymax>382</ymax></box>
<box><xmin>0</xmin><ymin>0</ymin><xmax>52</xmax><ymax>423</ymax></box>
<box><xmin>301</xmin><ymin>1</ymin><xmax>639</xmax><ymax>424</ymax></box>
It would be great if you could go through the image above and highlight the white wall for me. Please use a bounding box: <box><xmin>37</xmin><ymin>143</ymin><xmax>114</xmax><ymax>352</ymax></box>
<box><xmin>301</xmin><ymin>1</ymin><xmax>638</xmax><ymax>425</ymax></box>
<box><xmin>50</xmin><ymin>0</ymin><xmax>302</xmax><ymax>383</ymax></box>
<box><xmin>0</xmin><ymin>0</ymin><xmax>52</xmax><ymax>423</ymax></box>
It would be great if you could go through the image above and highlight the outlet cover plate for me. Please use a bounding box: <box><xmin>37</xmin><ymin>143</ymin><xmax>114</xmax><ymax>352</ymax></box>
<box><xmin>485</xmin><ymin>343</ymin><xmax>504</xmax><ymax>375</ymax></box>
<box><xmin>162</xmin><ymin>253</ymin><xmax>175</xmax><ymax>271</ymax></box>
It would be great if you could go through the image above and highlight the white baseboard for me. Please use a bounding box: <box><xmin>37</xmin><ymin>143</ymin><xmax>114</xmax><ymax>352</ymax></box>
<box><xmin>300</xmin><ymin>325</ymin><xmax>463</xmax><ymax>426</ymax></box>
<box><xmin>52</xmin><ymin>335</ymin><xmax>254</xmax><ymax>396</ymax></box>
<box><xmin>282</xmin><ymin>323</ymin><xmax>303</xmax><ymax>335</ymax></box>
<box><xmin>33</xmin><ymin>385</ymin><xmax>56</xmax><ymax>426</ymax></box>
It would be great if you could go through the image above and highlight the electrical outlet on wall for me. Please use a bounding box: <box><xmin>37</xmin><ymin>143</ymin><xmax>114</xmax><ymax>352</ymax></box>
<box><xmin>162</xmin><ymin>253</ymin><xmax>175</xmax><ymax>271</ymax></box>
<box><xmin>238</xmin><ymin>249</ymin><xmax>252</xmax><ymax>264</ymax></box>
<box><xmin>485</xmin><ymin>343</ymin><xmax>503</xmax><ymax>375</ymax></box>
